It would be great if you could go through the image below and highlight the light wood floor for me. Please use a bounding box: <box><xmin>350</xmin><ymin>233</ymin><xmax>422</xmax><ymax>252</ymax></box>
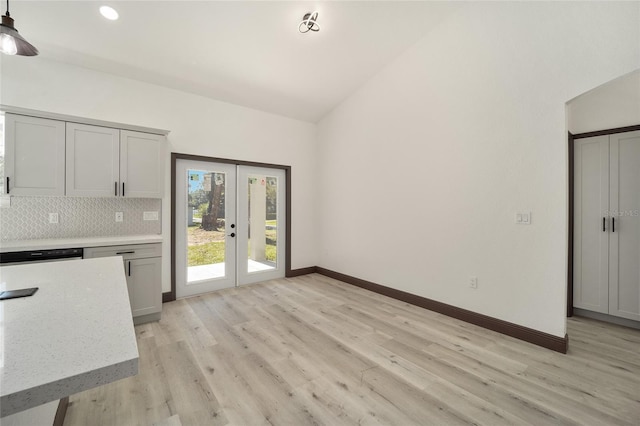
<box><xmin>64</xmin><ymin>274</ymin><xmax>640</xmax><ymax>426</ymax></box>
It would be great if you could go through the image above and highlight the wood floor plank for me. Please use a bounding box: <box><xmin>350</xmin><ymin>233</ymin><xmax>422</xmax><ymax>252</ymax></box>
<box><xmin>65</xmin><ymin>336</ymin><xmax>174</xmax><ymax>426</ymax></box>
<box><xmin>155</xmin><ymin>340</ymin><xmax>228</xmax><ymax>426</ymax></box>
<box><xmin>425</xmin><ymin>342</ymin><xmax>630</xmax><ymax>426</ymax></box>
<box><xmin>192</xmin><ymin>343</ymin><xmax>271</xmax><ymax>426</ymax></box>
<box><xmin>65</xmin><ymin>274</ymin><xmax>640</xmax><ymax>426</ymax></box>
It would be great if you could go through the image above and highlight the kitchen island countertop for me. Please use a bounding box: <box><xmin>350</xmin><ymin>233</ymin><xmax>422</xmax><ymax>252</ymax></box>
<box><xmin>0</xmin><ymin>257</ymin><xmax>139</xmax><ymax>417</ymax></box>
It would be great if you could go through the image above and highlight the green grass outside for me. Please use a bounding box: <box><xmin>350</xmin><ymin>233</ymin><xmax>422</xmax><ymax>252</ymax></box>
<box><xmin>188</xmin><ymin>241</ymin><xmax>225</xmax><ymax>266</ymax></box>
<box><xmin>188</xmin><ymin>240</ymin><xmax>277</xmax><ymax>267</ymax></box>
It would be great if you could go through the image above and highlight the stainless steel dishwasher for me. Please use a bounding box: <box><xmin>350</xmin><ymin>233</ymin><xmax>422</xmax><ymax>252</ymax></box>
<box><xmin>0</xmin><ymin>248</ymin><xmax>84</xmax><ymax>266</ymax></box>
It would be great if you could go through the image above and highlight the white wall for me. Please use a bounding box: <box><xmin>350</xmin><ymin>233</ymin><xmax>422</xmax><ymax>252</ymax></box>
<box><xmin>317</xmin><ymin>2</ymin><xmax>640</xmax><ymax>338</ymax></box>
<box><xmin>0</xmin><ymin>57</ymin><xmax>318</xmax><ymax>292</ymax></box>
<box><xmin>567</xmin><ymin>69</ymin><xmax>640</xmax><ymax>134</ymax></box>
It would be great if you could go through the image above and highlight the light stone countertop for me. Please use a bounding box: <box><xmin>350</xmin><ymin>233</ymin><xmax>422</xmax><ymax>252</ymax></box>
<box><xmin>0</xmin><ymin>235</ymin><xmax>163</xmax><ymax>253</ymax></box>
<box><xmin>0</xmin><ymin>257</ymin><xmax>139</xmax><ymax>417</ymax></box>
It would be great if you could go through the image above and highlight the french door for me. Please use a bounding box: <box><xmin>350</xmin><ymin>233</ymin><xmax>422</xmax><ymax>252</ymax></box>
<box><xmin>175</xmin><ymin>159</ymin><xmax>286</xmax><ymax>298</ymax></box>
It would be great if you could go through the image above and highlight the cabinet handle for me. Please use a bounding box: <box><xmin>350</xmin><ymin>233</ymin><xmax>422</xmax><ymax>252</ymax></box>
<box><xmin>128</xmin><ymin>261</ymin><xmax>131</xmax><ymax>276</ymax></box>
<box><xmin>116</xmin><ymin>251</ymin><xmax>135</xmax><ymax>255</ymax></box>
<box><xmin>115</xmin><ymin>181</ymin><xmax>118</xmax><ymax>196</ymax></box>
<box><xmin>6</xmin><ymin>177</ymin><xmax>9</xmax><ymax>194</ymax></box>
<box><xmin>603</xmin><ymin>217</ymin><xmax>606</xmax><ymax>232</ymax></box>
<box><xmin>612</xmin><ymin>217</ymin><xmax>615</xmax><ymax>233</ymax></box>
<box><xmin>122</xmin><ymin>182</ymin><xmax>125</xmax><ymax>197</ymax></box>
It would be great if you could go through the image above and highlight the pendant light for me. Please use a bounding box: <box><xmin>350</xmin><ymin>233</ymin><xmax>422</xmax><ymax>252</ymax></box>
<box><xmin>0</xmin><ymin>0</ymin><xmax>38</xmax><ymax>56</ymax></box>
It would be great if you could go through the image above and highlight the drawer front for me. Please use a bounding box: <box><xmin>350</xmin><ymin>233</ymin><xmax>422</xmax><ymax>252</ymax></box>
<box><xmin>84</xmin><ymin>243</ymin><xmax>161</xmax><ymax>260</ymax></box>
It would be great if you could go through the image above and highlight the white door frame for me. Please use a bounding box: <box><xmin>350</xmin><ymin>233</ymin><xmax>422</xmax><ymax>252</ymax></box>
<box><xmin>170</xmin><ymin>154</ymin><xmax>291</xmax><ymax>301</ymax></box>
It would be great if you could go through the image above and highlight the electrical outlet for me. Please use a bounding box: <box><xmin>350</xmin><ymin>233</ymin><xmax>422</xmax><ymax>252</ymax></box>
<box><xmin>469</xmin><ymin>276</ymin><xmax>478</xmax><ymax>289</ymax></box>
<box><xmin>143</xmin><ymin>211</ymin><xmax>159</xmax><ymax>221</ymax></box>
<box><xmin>115</xmin><ymin>212</ymin><xmax>123</xmax><ymax>222</ymax></box>
<box><xmin>49</xmin><ymin>213</ymin><xmax>59</xmax><ymax>224</ymax></box>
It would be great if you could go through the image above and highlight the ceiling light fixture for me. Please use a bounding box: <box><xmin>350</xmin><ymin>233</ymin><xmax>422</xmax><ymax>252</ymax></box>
<box><xmin>299</xmin><ymin>11</ymin><xmax>319</xmax><ymax>33</ymax></box>
<box><xmin>99</xmin><ymin>5</ymin><xmax>119</xmax><ymax>21</ymax></box>
<box><xmin>0</xmin><ymin>0</ymin><xmax>38</xmax><ymax>56</ymax></box>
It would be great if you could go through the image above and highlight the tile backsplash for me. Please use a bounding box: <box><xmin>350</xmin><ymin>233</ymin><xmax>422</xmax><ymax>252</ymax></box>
<box><xmin>0</xmin><ymin>197</ymin><xmax>161</xmax><ymax>241</ymax></box>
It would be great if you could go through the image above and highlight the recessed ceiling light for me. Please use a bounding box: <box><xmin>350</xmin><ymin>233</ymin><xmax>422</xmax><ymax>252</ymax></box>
<box><xmin>99</xmin><ymin>6</ymin><xmax>119</xmax><ymax>21</ymax></box>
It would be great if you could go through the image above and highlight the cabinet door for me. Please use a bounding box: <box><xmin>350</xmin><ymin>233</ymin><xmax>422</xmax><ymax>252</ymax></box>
<box><xmin>4</xmin><ymin>114</ymin><xmax>65</xmax><ymax>196</ymax></box>
<box><xmin>120</xmin><ymin>130</ymin><xmax>164</xmax><ymax>198</ymax></box>
<box><xmin>66</xmin><ymin>123</ymin><xmax>120</xmax><ymax>197</ymax></box>
<box><xmin>573</xmin><ymin>136</ymin><xmax>610</xmax><ymax>314</ymax></box>
<box><xmin>126</xmin><ymin>257</ymin><xmax>162</xmax><ymax>317</ymax></box>
<box><xmin>608</xmin><ymin>130</ymin><xmax>640</xmax><ymax>321</ymax></box>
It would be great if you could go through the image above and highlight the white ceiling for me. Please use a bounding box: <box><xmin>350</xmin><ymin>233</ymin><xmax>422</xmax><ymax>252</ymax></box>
<box><xmin>10</xmin><ymin>1</ymin><xmax>461</xmax><ymax>122</ymax></box>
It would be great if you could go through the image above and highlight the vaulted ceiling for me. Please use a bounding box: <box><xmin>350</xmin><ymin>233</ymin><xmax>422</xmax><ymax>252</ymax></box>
<box><xmin>8</xmin><ymin>1</ymin><xmax>461</xmax><ymax>122</ymax></box>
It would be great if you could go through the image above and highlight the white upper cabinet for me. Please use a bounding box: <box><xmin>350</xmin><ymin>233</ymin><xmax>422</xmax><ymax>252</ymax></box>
<box><xmin>120</xmin><ymin>130</ymin><xmax>164</xmax><ymax>198</ymax></box>
<box><xmin>4</xmin><ymin>114</ymin><xmax>66</xmax><ymax>196</ymax></box>
<box><xmin>66</xmin><ymin>124</ymin><xmax>164</xmax><ymax>198</ymax></box>
<box><xmin>66</xmin><ymin>123</ymin><xmax>120</xmax><ymax>197</ymax></box>
<box><xmin>2</xmin><ymin>107</ymin><xmax>167</xmax><ymax>199</ymax></box>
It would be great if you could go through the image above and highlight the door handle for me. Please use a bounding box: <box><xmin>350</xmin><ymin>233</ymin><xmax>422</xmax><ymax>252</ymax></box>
<box><xmin>603</xmin><ymin>217</ymin><xmax>606</xmax><ymax>232</ymax></box>
<box><xmin>230</xmin><ymin>224</ymin><xmax>235</xmax><ymax>229</ymax></box>
<box><xmin>122</xmin><ymin>182</ymin><xmax>125</xmax><ymax>197</ymax></box>
<box><xmin>229</xmin><ymin>233</ymin><xmax>235</xmax><ymax>238</ymax></box>
<box><xmin>128</xmin><ymin>261</ymin><xmax>131</xmax><ymax>276</ymax></box>
<box><xmin>612</xmin><ymin>217</ymin><xmax>615</xmax><ymax>233</ymax></box>
<box><xmin>115</xmin><ymin>181</ymin><xmax>118</xmax><ymax>196</ymax></box>
<box><xmin>6</xmin><ymin>177</ymin><xmax>9</xmax><ymax>194</ymax></box>
<box><xmin>116</xmin><ymin>251</ymin><xmax>135</xmax><ymax>255</ymax></box>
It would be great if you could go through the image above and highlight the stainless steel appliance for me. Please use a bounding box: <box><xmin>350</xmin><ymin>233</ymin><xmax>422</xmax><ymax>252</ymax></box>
<box><xmin>0</xmin><ymin>248</ymin><xmax>84</xmax><ymax>266</ymax></box>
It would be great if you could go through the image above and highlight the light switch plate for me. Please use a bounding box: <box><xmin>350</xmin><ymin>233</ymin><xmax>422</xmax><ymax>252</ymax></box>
<box><xmin>49</xmin><ymin>213</ymin><xmax>59</xmax><ymax>224</ymax></box>
<box><xmin>0</xmin><ymin>196</ymin><xmax>11</xmax><ymax>208</ymax></box>
<box><xmin>115</xmin><ymin>212</ymin><xmax>123</xmax><ymax>222</ymax></box>
<box><xmin>516</xmin><ymin>212</ymin><xmax>531</xmax><ymax>225</ymax></box>
<box><xmin>143</xmin><ymin>211</ymin><xmax>159</xmax><ymax>221</ymax></box>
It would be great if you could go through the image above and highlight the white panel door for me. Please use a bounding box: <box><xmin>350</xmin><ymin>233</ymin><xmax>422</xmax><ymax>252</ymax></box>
<box><xmin>66</xmin><ymin>123</ymin><xmax>120</xmax><ymax>197</ymax></box>
<box><xmin>237</xmin><ymin>166</ymin><xmax>286</xmax><ymax>285</ymax></box>
<box><xmin>176</xmin><ymin>160</ymin><xmax>237</xmax><ymax>297</ymax></box>
<box><xmin>574</xmin><ymin>136</ymin><xmax>610</xmax><ymax>313</ymax></box>
<box><xmin>120</xmin><ymin>130</ymin><xmax>164</xmax><ymax>198</ymax></box>
<box><xmin>608</xmin><ymin>130</ymin><xmax>640</xmax><ymax>321</ymax></box>
<box><xmin>4</xmin><ymin>114</ymin><xmax>66</xmax><ymax>196</ymax></box>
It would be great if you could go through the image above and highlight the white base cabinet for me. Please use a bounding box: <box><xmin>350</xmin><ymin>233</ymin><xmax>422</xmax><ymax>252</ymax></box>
<box><xmin>84</xmin><ymin>243</ymin><xmax>162</xmax><ymax>324</ymax></box>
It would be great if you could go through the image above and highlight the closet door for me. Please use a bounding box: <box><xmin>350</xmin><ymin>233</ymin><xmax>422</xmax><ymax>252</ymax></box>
<box><xmin>574</xmin><ymin>136</ymin><xmax>610</xmax><ymax>313</ymax></box>
<box><xmin>608</xmin><ymin>130</ymin><xmax>640</xmax><ymax>321</ymax></box>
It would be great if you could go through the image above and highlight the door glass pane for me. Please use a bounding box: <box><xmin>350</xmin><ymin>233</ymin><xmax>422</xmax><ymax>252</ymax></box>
<box><xmin>247</xmin><ymin>175</ymin><xmax>277</xmax><ymax>273</ymax></box>
<box><xmin>186</xmin><ymin>169</ymin><xmax>227</xmax><ymax>282</ymax></box>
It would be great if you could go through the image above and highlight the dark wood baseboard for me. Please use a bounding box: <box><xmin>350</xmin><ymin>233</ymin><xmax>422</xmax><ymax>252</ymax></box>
<box><xmin>315</xmin><ymin>267</ymin><xmax>569</xmax><ymax>353</ymax></box>
<box><xmin>53</xmin><ymin>397</ymin><xmax>69</xmax><ymax>426</ymax></box>
<box><xmin>287</xmin><ymin>266</ymin><xmax>318</xmax><ymax>277</ymax></box>
<box><xmin>162</xmin><ymin>292</ymin><xmax>174</xmax><ymax>303</ymax></box>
